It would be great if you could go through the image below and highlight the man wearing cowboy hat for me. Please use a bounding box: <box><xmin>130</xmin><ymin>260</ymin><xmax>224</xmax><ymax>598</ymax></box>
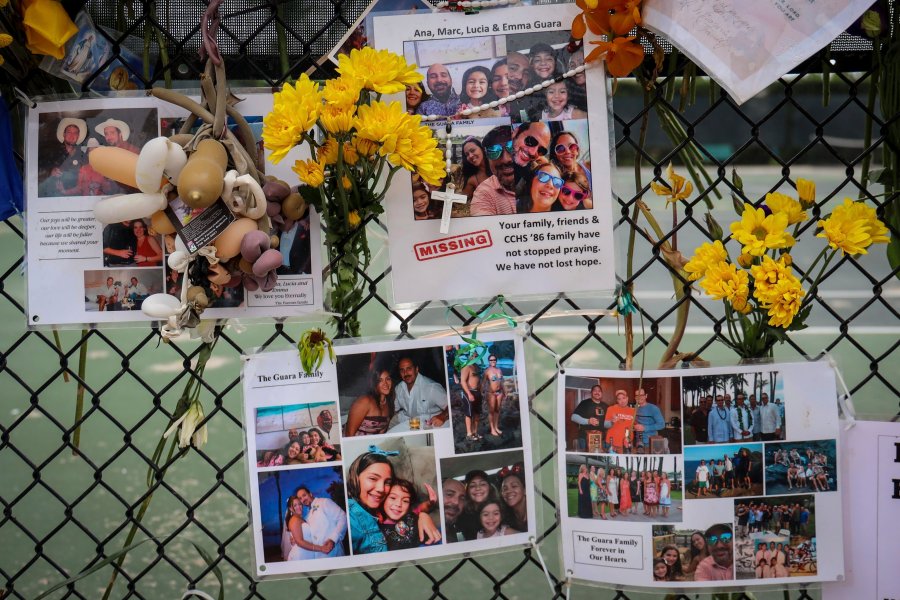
<box><xmin>95</xmin><ymin>118</ymin><xmax>139</xmax><ymax>154</ymax></box>
<box><xmin>39</xmin><ymin>117</ymin><xmax>88</xmax><ymax>197</ymax></box>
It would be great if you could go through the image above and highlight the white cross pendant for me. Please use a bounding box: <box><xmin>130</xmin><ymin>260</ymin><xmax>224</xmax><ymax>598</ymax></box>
<box><xmin>430</xmin><ymin>184</ymin><xmax>468</xmax><ymax>234</ymax></box>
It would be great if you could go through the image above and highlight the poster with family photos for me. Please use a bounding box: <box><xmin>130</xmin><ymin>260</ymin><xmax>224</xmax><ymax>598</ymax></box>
<box><xmin>373</xmin><ymin>4</ymin><xmax>616</xmax><ymax>304</ymax></box>
<box><xmin>242</xmin><ymin>332</ymin><xmax>536</xmax><ymax>576</ymax></box>
<box><xmin>556</xmin><ymin>361</ymin><xmax>844</xmax><ymax>588</ymax></box>
<box><xmin>24</xmin><ymin>95</ymin><xmax>323</xmax><ymax>326</ymax></box>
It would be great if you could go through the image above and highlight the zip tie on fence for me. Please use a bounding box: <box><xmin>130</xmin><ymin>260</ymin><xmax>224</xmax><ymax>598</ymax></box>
<box><xmin>13</xmin><ymin>86</ymin><xmax>36</xmax><ymax>108</ymax></box>
<box><xmin>182</xmin><ymin>589</ymin><xmax>216</xmax><ymax>600</ymax></box>
<box><xmin>529</xmin><ymin>536</ymin><xmax>555</xmax><ymax>597</ymax></box>
<box><xmin>828</xmin><ymin>355</ymin><xmax>857</xmax><ymax>429</ymax></box>
<box><xmin>564</xmin><ymin>571</ymin><xmax>574</xmax><ymax>600</ymax></box>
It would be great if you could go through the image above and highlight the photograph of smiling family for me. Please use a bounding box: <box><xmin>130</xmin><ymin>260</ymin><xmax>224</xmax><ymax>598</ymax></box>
<box><xmin>341</xmin><ymin>435</ymin><xmax>441</xmax><ymax>555</ymax></box>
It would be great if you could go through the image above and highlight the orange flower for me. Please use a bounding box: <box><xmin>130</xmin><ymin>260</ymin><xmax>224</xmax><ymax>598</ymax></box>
<box><xmin>586</xmin><ymin>36</ymin><xmax>644</xmax><ymax>77</ymax></box>
<box><xmin>574</xmin><ymin>0</ymin><xmax>620</xmax><ymax>35</ymax></box>
<box><xmin>609</xmin><ymin>0</ymin><xmax>642</xmax><ymax>35</ymax></box>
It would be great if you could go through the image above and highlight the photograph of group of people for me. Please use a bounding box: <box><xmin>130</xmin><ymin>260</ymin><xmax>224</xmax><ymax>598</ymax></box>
<box><xmin>734</xmin><ymin>495</ymin><xmax>817</xmax><ymax>579</ymax></box>
<box><xmin>83</xmin><ymin>269</ymin><xmax>162</xmax><ymax>312</ymax></box>
<box><xmin>765</xmin><ymin>440</ymin><xmax>837</xmax><ymax>496</ymax></box>
<box><xmin>445</xmin><ymin>341</ymin><xmax>522</xmax><ymax>453</ymax></box>
<box><xmin>684</xmin><ymin>443</ymin><xmax>763</xmax><ymax>499</ymax></box>
<box><xmin>567</xmin><ymin>454</ymin><xmax>683</xmax><ymax>523</ymax></box>
<box><xmin>36</xmin><ymin>108</ymin><xmax>157</xmax><ymax>198</ymax></box>
<box><xmin>683</xmin><ymin>370</ymin><xmax>785</xmax><ymax>445</ymax></box>
<box><xmin>404</xmin><ymin>30</ymin><xmax>593</xmax><ymax>221</ymax></box>
<box><xmin>255</xmin><ymin>402</ymin><xmax>342</xmax><ymax>467</ymax></box>
<box><xmin>563</xmin><ymin>375</ymin><xmax>682</xmax><ymax>455</ymax></box>
<box><xmin>652</xmin><ymin>524</ymin><xmax>737</xmax><ymax>582</ymax></box>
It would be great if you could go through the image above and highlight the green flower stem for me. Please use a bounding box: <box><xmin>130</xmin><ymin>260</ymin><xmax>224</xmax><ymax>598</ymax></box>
<box><xmin>801</xmin><ymin>249</ymin><xmax>837</xmax><ymax>311</ymax></box>
<box><xmin>72</xmin><ymin>329</ymin><xmax>88</xmax><ymax>453</ymax></box>
<box><xmin>860</xmin><ymin>38</ymin><xmax>881</xmax><ymax>192</ymax></box>
<box><xmin>335</xmin><ymin>143</ymin><xmax>351</xmax><ymax>222</ymax></box>
<box><xmin>275</xmin><ymin>0</ymin><xmax>290</xmax><ymax>76</ymax></box>
<box><xmin>52</xmin><ymin>329</ymin><xmax>69</xmax><ymax>383</ymax></box>
<box><xmin>374</xmin><ymin>166</ymin><xmax>402</xmax><ymax>203</ymax></box>
<box><xmin>655</xmin><ymin>105</ymin><xmax>718</xmax><ymax>210</ymax></box>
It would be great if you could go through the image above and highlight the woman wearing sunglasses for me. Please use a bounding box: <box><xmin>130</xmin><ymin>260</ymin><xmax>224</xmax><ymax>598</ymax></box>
<box><xmin>550</xmin><ymin>130</ymin><xmax>592</xmax><ymax>188</ymax></box>
<box><xmin>558</xmin><ymin>171</ymin><xmax>592</xmax><ymax>211</ymax></box>
<box><xmin>516</xmin><ymin>157</ymin><xmax>564</xmax><ymax>213</ymax></box>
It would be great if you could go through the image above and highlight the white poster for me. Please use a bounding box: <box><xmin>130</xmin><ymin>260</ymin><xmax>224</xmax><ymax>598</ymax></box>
<box><xmin>25</xmin><ymin>94</ymin><xmax>323</xmax><ymax>326</ymax></box>
<box><xmin>643</xmin><ymin>0</ymin><xmax>872</xmax><ymax>104</ymax></box>
<box><xmin>373</xmin><ymin>4</ymin><xmax>616</xmax><ymax>304</ymax></box>
<box><xmin>824</xmin><ymin>419</ymin><xmax>900</xmax><ymax>600</ymax></box>
<box><xmin>557</xmin><ymin>361</ymin><xmax>843</xmax><ymax>588</ymax></box>
<box><xmin>242</xmin><ymin>332</ymin><xmax>535</xmax><ymax>575</ymax></box>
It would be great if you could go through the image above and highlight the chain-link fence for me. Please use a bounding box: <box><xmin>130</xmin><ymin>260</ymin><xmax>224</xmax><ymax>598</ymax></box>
<box><xmin>1</xmin><ymin>1</ymin><xmax>897</xmax><ymax>599</ymax></box>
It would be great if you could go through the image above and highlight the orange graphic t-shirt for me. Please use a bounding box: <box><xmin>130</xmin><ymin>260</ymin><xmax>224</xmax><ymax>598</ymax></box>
<box><xmin>605</xmin><ymin>405</ymin><xmax>636</xmax><ymax>450</ymax></box>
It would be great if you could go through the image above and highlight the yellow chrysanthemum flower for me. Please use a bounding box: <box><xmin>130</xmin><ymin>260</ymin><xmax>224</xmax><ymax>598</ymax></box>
<box><xmin>762</xmin><ymin>277</ymin><xmax>805</xmax><ymax>328</ymax></box>
<box><xmin>700</xmin><ymin>261</ymin><xmax>749</xmax><ymax>304</ymax></box>
<box><xmin>348</xmin><ymin>210</ymin><xmax>361</xmax><ymax>228</ymax></box>
<box><xmin>317</xmin><ymin>138</ymin><xmax>339</xmax><ymax>165</ymax></box>
<box><xmin>292</xmin><ymin>159</ymin><xmax>325</xmax><ymax>188</ymax></box>
<box><xmin>650</xmin><ymin>162</ymin><xmax>693</xmax><ymax>206</ymax></box>
<box><xmin>766</xmin><ymin>192</ymin><xmax>807</xmax><ymax>225</ymax></box>
<box><xmin>263</xmin><ymin>75</ymin><xmax>323</xmax><ymax>164</ymax></box>
<box><xmin>731</xmin><ymin>294</ymin><xmax>752</xmax><ymax>315</ymax></box>
<box><xmin>816</xmin><ymin>198</ymin><xmax>889</xmax><ymax>256</ymax></box>
<box><xmin>354</xmin><ymin>137</ymin><xmax>378</xmax><ymax>158</ymax></box>
<box><xmin>797</xmin><ymin>178</ymin><xmax>816</xmax><ymax>208</ymax></box>
<box><xmin>730</xmin><ymin>204</ymin><xmax>795</xmax><ymax>256</ymax></box>
<box><xmin>262</xmin><ymin>108</ymin><xmax>303</xmax><ymax>164</ymax></box>
<box><xmin>684</xmin><ymin>240</ymin><xmax>728</xmax><ymax>281</ymax></box>
<box><xmin>337</xmin><ymin>47</ymin><xmax>422</xmax><ymax>95</ymax></box>
<box><xmin>750</xmin><ymin>255</ymin><xmax>795</xmax><ymax>304</ymax></box>
<box><xmin>320</xmin><ymin>104</ymin><xmax>355</xmax><ymax>134</ymax></box>
<box><xmin>342</xmin><ymin>142</ymin><xmax>359</xmax><ymax>166</ymax></box>
<box><xmin>355</xmin><ymin>101</ymin><xmax>446</xmax><ymax>186</ymax></box>
<box><xmin>341</xmin><ymin>176</ymin><xmax>353</xmax><ymax>191</ymax></box>
<box><xmin>323</xmin><ymin>75</ymin><xmax>363</xmax><ymax>109</ymax></box>
<box><xmin>0</xmin><ymin>33</ymin><xmax>12</xmax><ymax>48</ymax></box>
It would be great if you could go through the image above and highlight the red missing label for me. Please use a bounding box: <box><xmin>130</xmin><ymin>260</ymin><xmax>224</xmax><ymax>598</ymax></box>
<box><xmin>414</xmin><ymin>230</ymin><xmax>493</xmax><ymax>261</ymax></box>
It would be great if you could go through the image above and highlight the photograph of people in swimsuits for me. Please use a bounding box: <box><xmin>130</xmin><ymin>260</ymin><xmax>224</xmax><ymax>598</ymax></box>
<box><xmin>562</xmin><ymin>375</ymin><xmax>682</xmax><ymax>455</ymax></box>
<box><xmin>337</xmin><ymin>345</ymin><xmax>450</xmax><ymax>437</ymax></box>
<box><xmin>257</xmin><ymin>465</ymin><xmax>349</xmax><ymax>563</ymax></box>
<box><xmin>255</xmin><ymin>402</ymin><xmax>343</xmax><ymax>468</ymax></box>
<box><xmin>682</xmin><ymin>369</ymin><xmax>785</xmax><ymax>446</ymax></box>
<box><xmin>83</xmin><ymin>268</ymin><xmax>162</xmax><ymax>312</ymax></box>
<box><xmin>341</xmin><ymin>434</ymin><xmax>442</xmax><ymax>555</ymax></box>
<box><xmin>439</xmin><ymin>449</ymin><xmax>528</xmax><ymax>543</ymax></box>
<box><xmin>652</xmin><ymin>523</ymin><xmax>736</xmax><ymax>582</ymax></box>
<box><xmin>684</xmin><ymin>443</ymin><xmax>764</xmax><ymax>500</ymax></box>
<box><xmin>764</xmin><ymin>440</ymin><xmax>837</xmax><ymax>496</ymax></box>
<box><xmin>445</xmin><ymin>340</ymin><xmax>522</xmax><ymax>454</ymax></box>
<box><xmin>733</xmin><ymin>495</ymin><xmax>817</xmax><ymax>579</ymax></box>
<box><xmin>565</xmin><ymin>453</ymin><xmax>683</xmax><ymax>523</ymax></box>
<box><xmin>402</xmin><ymin>30</ymin><xmax>592</xmax><ymax>221</ymax></box>
<box><xmin>36</xmin><ymin>107</ymin><xmax>157</xmax><ymax>198</ymax></box>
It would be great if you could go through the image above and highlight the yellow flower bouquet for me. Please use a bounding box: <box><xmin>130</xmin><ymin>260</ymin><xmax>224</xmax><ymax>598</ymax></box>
<box><xmin>263</xmin><ymin>48</ymin><xmax>445</xmax><ymax>336</ymax></box>
<box><xmin>686</xmin><ymin>180</ymin><xmax>889</xmax><ymax>359</ymax></box>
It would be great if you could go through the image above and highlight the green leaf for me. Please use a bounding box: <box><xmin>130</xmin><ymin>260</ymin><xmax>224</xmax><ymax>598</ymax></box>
<box><xmin>887</xmin><ymin>236</ymin><xmax>900</xmax><ymax>281</ymax></box>
<box><xmin>189</xmin><ymin>542</ymin><xmax>225</xmax><ymax>600</ymax></box>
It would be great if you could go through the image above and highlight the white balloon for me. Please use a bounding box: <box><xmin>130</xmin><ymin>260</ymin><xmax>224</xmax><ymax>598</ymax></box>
<box><xmin>140</xmin><ymin>293</ymin><xmax>183</xmax><ymax>319</ymax></box>
<box><xmin>93</xmin><ymin>193</ymin><xmax>167</xmax><ymax>224</ymax></box>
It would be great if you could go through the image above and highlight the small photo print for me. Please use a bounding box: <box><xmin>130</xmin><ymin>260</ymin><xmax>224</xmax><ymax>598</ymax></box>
<box><xmin>255</xmin><ymin>402</ymin><xmax>342</xmax><ymax>468</ymax></box>
<box><xmin>651</xmin><ymin>523</ymin><xmax>735</xmax><ymax>582</ymax></box>
<box><xmin>439</xmin><ymin>448</ymin><xmax>527</xmax><ymax>543</ymax></box>
<box><xmin>102</xmin><ymin>219</ymin><xmax>163</xmax><ymax>268</ymax></box>
<box><xmin>36</xmin><ymin>107</ymin><xmax>158</xmax><ymax>198</ymax></box>
<box><xmin>764</xmin><ymin>440</ymin><xmax>837</xmax><ymax>496</ymax></box>
<box><xmin>733</xmin><ymin>495</ymin><xmax>816</xmax><ymax>580</ymax></box>
<box><xmin>342</xmin><ymin>434</ymin><xmax>441</xmax><ymax>554</ymax></box>
<box><xmin>258</xmin><ymin>466</ymin><xmax>349</xmax><ymax>563</ymax></box>
<box><xmin>445</xmin><ymin>340</ymin><xmax>522</xmax><ymax>453</ymax></box>
<box><xmin>563</xmin><ymin>375</ymin><xmax>682</xmax><ymax>455</ymax></box>
<box><xmin>565</xmin><ymin>453</ymin><xmax>682</xmax><ymax>523</ymax></box>
<box><xmin>337</xmin><ymin>345</ymin><xmax>450</xmax><ymax>437</ymax></box>
<box><xmin>684</xmin><ymin>443</ymin><xmax>763</xmax><ymax>500</ymax></box>
<box><xmin>682</xmin><ymin>370</ymin><xmax>785</xmax><ymax>445</ymax></box>
<box><xmin>83</xmin><ymin>268</ymin><xmax>163</xmax><ymax>312</ymax></box>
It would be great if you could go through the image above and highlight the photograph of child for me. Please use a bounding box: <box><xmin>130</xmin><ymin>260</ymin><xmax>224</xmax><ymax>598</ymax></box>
<box><xmin>682</xmin><ymin>370</ymin><xmax>784</xmax><ymax>445</ymax></box>
<box><xmin>445</xmin><ymin>340</ymin><xmax>521</xmax><ymax>453</ymax></box>
<box><xmin>566</xmin><ymin>454</ymin><xmax>683</xmax><ymax>522</ymax></box>
<box><xmin>684</xmin><ymin>443</ymin><xmax>763</xmax><ymax>499</ymax></box>
<box><xmin>341</xmin><ymin>435</ymin><xmax>442</xmax><ymax>554</ymax></box>
<box><xmin>337</xmin><ymin>345</ymin><xmax>450</xmax><ymax>437</ymax></box>
<box><xmin>102</xmin><ymin>218</ymin><xmax>163</xmax><ymax>268</ymax></box>
<box><xmin>439</xmin><ymin>449</ymin><xmax>527</xmax><ymax>543</ymax></box>
<box><xmin>37</xmin><ymin>108</ymin><xmax>158</xmax><ymax>198</ymax></box>
<box><xmin>83</xmin><ymin>269</ymin><xmax>162</xmax><ymax>312</ymax></box>
<box><xmin>563</xmin><ymin>375</ymin><xmax>681</xmax><ymax>455</ymax></box>
<box><xmin>255</xmin><ymin>402</ymin><xmax>342</xmax><ymax>467</ymax></box>
<box><xmin>733</xmin><ymin>495</ymin><xmax>817</xmax><ymax>579</ymax></box>
<box><xmin>652</xmin><ymin>523</ymin><xmax>736</xmax><ymax>582</ymax></box>
<box><xmin>257</xmin><ymin>466</ymin><xmax>349</xmax><ymax>563</ymax></box>
<box><xmin>765</xmin><ymin>440</ymin><xmax>837</xmax><ymax>496</ymax></box>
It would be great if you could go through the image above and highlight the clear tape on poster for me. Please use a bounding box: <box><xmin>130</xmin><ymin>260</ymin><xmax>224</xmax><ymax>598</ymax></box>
<box><xmin>554</xmin><ymin>354</ymin><xmax>846</xmax><ymax>595</ymax></box>
<box><xmin>239</xmin><ymin>326</ymin><xmax>548</xmax><ymax>581</ymax></box>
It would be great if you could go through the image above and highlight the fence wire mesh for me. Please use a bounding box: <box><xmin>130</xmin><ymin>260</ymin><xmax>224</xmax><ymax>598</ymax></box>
<box><xmin>1</xmin><ymin>1</ymin><xmax>898</xmax><ymax>599</ymax></box>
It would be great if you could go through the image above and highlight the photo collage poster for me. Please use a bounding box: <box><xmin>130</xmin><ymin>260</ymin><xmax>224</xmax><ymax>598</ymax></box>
<box><xmin>242</xmin><ymin>332</ymin><xmax>535</xmax><ymax>575</ymax></box>
<box><xmin>373</xmin><ymin>4</ymin><xmax>616</xmax><ymax>304</ymax></box>
<box><xmin>25</xmin><ymin>94</ymin><xmax>323</xmax><ymax>326</ymax></box>
<box><xmin>556</xmin><ymin>361</ymin><xmax>843</xmax><ymax>588</ymax></box>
